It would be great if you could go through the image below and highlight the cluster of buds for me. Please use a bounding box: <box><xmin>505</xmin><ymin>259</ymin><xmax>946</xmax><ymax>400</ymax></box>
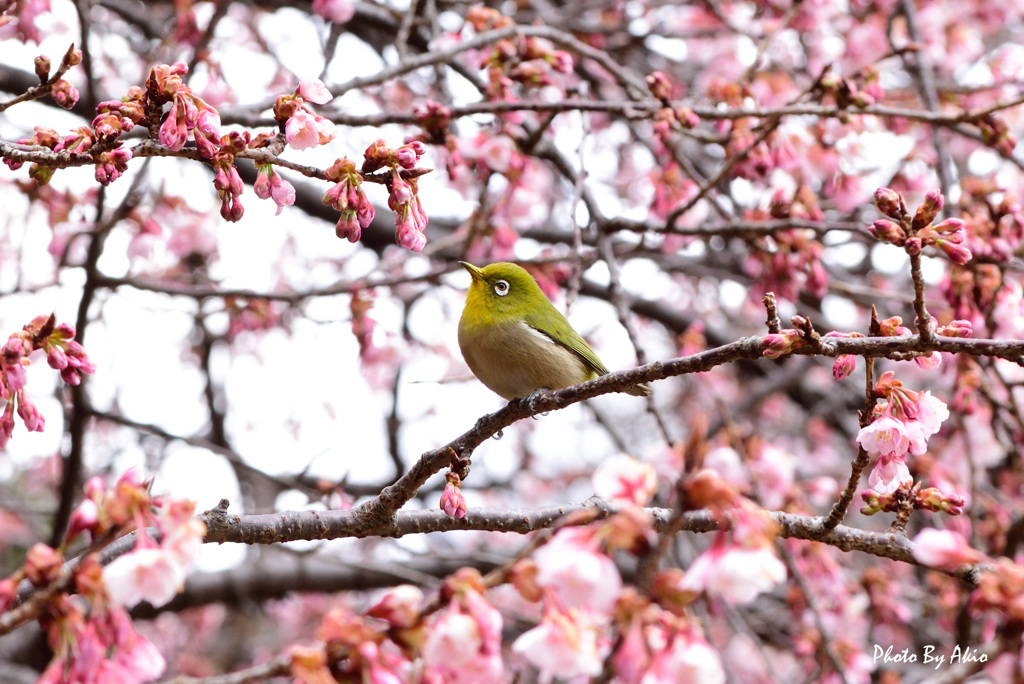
<box><xmin>32</xmin><ymin>45</ymin><xmax>83</xmax><ymax>110</ymax></box>
<box><xmin>1</xmin><ymin>315</ymin><xmax>95</xmax><ymax>447</ymax></box>
<box><xmin>4</xmin><ymin>126</ymin><xmax>60</xmax><ymax>184</ymax></box>
<box><xmin>978</xmin><ymin>114</ymin><xmax>1018</xmax><ymax>158</ymax></box>
<box><xmin>363</xmin><ymin>139</ymin><xmax>429</xmax><ymax>251</ymax></box>
<box><xmin>870</xmin><ymin>187</ymin><xmax>973</xmax><ymax>265</ymax></box>
<box><xmin>147</xmin><ymin>62</ymin><xmax>222</xmax><ymax>158</ymax></box>
<box><xmin>253</xmin><ymin>164</ymin><xmax>296</xmax><ymax>215</ymax></box>
<box><xmin>861</xmin><ymin>481</ymin><xmax>965</xmax><ymax>516</ymax></box>
<box><xmin>15</xmin><ymin>470</ymin><xmax>205</xmax><ymax>682</ymax></box>
<box><xmin>272</xmin><ymin>77</ymin><xmax>336</xmax><ymax>151</ymax></box>
<box><xmin>322</xmin><ymin>157</ymin><xmax>375</xmax><ymax>242</ymax></box>
<box><xmin>819</xmin><ymin>64</ymin><xmax>884</xmax><ymax>109</ymax></box>
<box><xmin>224</xmin><ymin>297</ymin><xmax>282</xmax><ymax>340</ymax></box>
<box><xmin>212</xmin><ymin>131</ymin><xmax>250</xmax><ymax>222</ymax></box>
<box><xmin>466</xmin><ymin>7</ymin><xmax>573</xmax><ymax>99</ymax></box>
<box><xmin>647</xmin><ymin>71</ymin><xmax>700</xmax><ymax>148</ymax></box>
<box><xmin>827</xmin><ymin>315</ymin><xmax>971</xmax><ymax>380</ymax></box>
<box><xmin>413</xmin><ymin>100</ymin><xmax>465</xmax><ymax>180</ymax></box>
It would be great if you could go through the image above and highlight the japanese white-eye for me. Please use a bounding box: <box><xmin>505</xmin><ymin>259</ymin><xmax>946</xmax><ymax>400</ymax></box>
<box><xmin>457</xmin><ymin>261</ymin><xmax>652</xmax><ymax>400</ymax></box>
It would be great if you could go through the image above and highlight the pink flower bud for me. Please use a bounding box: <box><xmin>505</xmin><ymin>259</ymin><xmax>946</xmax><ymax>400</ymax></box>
<box><xmin>67</xmin><ymin>498</ymin><xmax>99</xmax><ymax>541</ymax></box>
<box><xmin>646</xmin><ymin>71</ymin><xmax>673</xmax><ymax>100</ymax></box>
<box><xmin>912</xmin><ymin>188</ymin><xmax>944</xmax><ymax>231</ymax></box>
<box><xmin>903</xmin><ymin>236</ymin><xmax>922</xmax><ymax>256</ymax></box>
<box><xmin>440</xmin><ymin>481</ymin><xmax>466</xmax><ymax>518</ymax></box>
<box><xmin>762</xmin><ymin>329</ymin><xmax>802</xmax><ymax>359</ymax></box>
<box><xmin>832</xmin><ymin>354</ymin><xmax>857</xmax><ymax>380</ymax></box>
<box><xmin>47</xmin><ymin>345</ymin><xmax>68</xmax><ymax>370</ymax></box>
<box><xmin>254</xmin><ymin>167</ymin><xmax>272</xmax><ymax>200</ymax></box>
<box><xmin>869</xmin><ymin>219</ymin><xmax>905</xmax><ymax>245</ymax></box>
<box><xmin>937</xmin><ymin>239</ymin><xmax>972</xmax><ymax>265</ymax></box>
<box><xmin>336</xmin><ymin>213</ymin><xmax>361</xmax><ymax>242</ymax></box>
<box><xmin>874</xmin><ymin>187</ymin><xmax>904</xmax><ymax>220</ymax></box>
<box><xmin>0</xmin><ymin>411</ymin><xmax>14</xmax><ymax>448</ymax></box>
<box><xmin>25</xmin><ymin>543</ymin><xmax>63</xmax><ymax>587</ymax></box>
<box><xmin>930</xmin><ymin>217</ymin><xmax>964</xmax><ymax>234</ymax></box>
<box><xmin>51</xmin><ymin>79</ymin><xmax>80</xmax><ymax>109</ymax></box>
<box><xmin>937</xmin><ymin>320</ymin><xmax>972</xmax><ymax>338</ymax></box>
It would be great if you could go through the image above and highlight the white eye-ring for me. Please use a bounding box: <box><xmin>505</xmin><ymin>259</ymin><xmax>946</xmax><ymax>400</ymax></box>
<box><xmin>493</xmin><ymin>280</ymin><xmax>510</xmax><ymax>296</ymax></box>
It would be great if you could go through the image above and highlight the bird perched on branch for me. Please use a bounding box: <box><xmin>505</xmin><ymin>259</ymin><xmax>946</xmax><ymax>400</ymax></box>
<box><xmin>457</xmin><ymin>261</ymin><xmax>652</xmax><ymax>401</ymax></box>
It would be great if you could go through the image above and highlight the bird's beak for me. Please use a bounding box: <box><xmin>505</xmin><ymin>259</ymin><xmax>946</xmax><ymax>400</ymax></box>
<box><xmin>459</xmin><ymin>261</ymin><xmax>485</xmax><ymax>282</ymax></box>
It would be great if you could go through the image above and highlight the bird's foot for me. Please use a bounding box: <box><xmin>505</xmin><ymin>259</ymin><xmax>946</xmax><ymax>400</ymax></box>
<box><xmin>518</xmin><ymin>388</ymin><xmax>550</xmax><ymax>417</ymax></box>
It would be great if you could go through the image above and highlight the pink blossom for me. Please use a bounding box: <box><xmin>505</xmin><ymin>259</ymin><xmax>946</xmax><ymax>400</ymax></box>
<box><xmin>533</xmin><ymin>527</ymin><xmax>621</xmax><ymax>614</ymax></box>
<box><xmin>867</xmin><ymin>453</ymin><xmax>912</xmax><ymax>495</ymax></box>
<box><xmin>285</xmin><ymin>108</ymin><xmax>320</xmax><ymax>150</ymax></box>
<box><xmin>367</xmin><ymin>585</ymin><xmax>424</xmax><ymax>628</ymax></box>
<box><xmin>296</xmin><ymin>77</ymin><xmax>333</xmax><ymax>104</ymax></box>
<box><xmin>680</xmin><ymin>545</ymin><xmax>786</xmax><ymax>604</ymax></box>
<box><xmin>478</xmin><ymin>135</ymin><xmax>517</xmax><ymax>173</ymax></box>
<box><xmin>422</xmin><ymin>602</ymin><xmax>502</xmax><ymax>684</ymax></box>
<box><xmin>270</xmin><ymin>173</ymin><xmax>296</xmax><ymax>215</ymax></box>
<box><xmin>914</xmin><ymin>351</ymin><xmax>942</xmax><ymax>370</ymax></box>
<box><xmin>592</xmin><ymin>454</ymin><xmax>658</xmax><ymax>506</ymax></box>
<box><xmin>103</xmin><ymin>547</ymin><xmax>187</xmax><ymax>608</ymax></box>
<box><xmin>512</xmin><ymin>608</ymin><xmax>605</xmax><ymax>681</ymax></box>
<box><xmin>911</xmin><ymin>529</ymin><xmax>985</xmax><ymax>567</ymax></box>
<box><xmin>642</xmin><ymin>630</ymin><xmax>726</xmax><ymax>684</ymax></box>
<box><xmin>312</xmin><ymin>0</ymin><xmax>354</xmax><ymax>24</ymax></box>
<box><xmin>915</xmin><ymin>391</ymin><xmax>949</xmax><ymax>434</ymax></box>
<box><xmin>856</xmin><ymin>414</ymin><xmax>910</xmax><ymax>457</ymax></box>
<box><xmin>612</xmin><ymin>618</ymin><xmax>650</xmax><ymax>683</ymax></box>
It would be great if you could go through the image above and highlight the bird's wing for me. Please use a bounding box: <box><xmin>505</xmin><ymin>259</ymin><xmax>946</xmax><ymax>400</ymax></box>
<box><xmin>524</xmin><ymin>311</ymin><xmax>609</xmax><ymax>376</ymax></box>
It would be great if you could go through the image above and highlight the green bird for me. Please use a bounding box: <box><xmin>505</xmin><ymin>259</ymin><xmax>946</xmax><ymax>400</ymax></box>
<box><xmin>457</xmin><ymin>261</ymin><xmax>652</xmax><ymax>401</ymax></box>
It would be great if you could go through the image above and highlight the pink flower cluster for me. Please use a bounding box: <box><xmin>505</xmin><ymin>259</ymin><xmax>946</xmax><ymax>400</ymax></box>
<box><xmin>274</xmin><ymin>77</ymin><xmax>336</xmax><ymax>152</ymax></box>
<box><xmin>1</xmin><ymin>315</ymin><xmax>95</xmax><ymax>447</ymax></box>
<box><xmin>289</xmin><ymin>569</ymin><xmax>503</xmax><ymax>683</ymax></box>
<box><xmin>322</xmin><ymin>157</ymin><xmax>375</xmax><ymax>242</ymax></box>
<box><xmin>3</xmin><ymin>469</ymin><xmax>205</xmax><ymax>683</ymax></box>
<box><xmin>38</xmin><ymin>598</ymin><xmax>166</xmax><ymax>684</ymax></box>
<box><xmin>253</xmin><ymin>164</ymin><xmax>296</xmax><ymax>215</ymax></box>
<box><xmin>363</xmin><ymin>139</ymin><xmax>429</xmax><ymax>251</ymax></box>
<box><xmin>856</xmin><ymin>371</ymin><xmax>965</xmax><ymax>516</ymax></box>
<box><xmin>870</xmin><ymin>187</ymin><xmax>973</xmax><ymax>265</ymax></box>
<box><xmin>147</xmin><ymin>62</ymin><xmax>221</xmax><ymax>158</ymax></box>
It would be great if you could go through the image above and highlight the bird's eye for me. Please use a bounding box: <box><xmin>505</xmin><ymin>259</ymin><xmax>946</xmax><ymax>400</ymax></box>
<box><xmin>493</xmin><ymin>280</ymin><xmax>510</xmax><ymax>296</ymax></box>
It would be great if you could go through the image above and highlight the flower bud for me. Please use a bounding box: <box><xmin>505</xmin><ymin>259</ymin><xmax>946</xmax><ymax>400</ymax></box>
<box><xmin>869</xmin><ymin>219</ymin><xmax>905</xmax><ymax>245</ymax></box>
<box><xmin>646</xmin><ymin>71</ymin><xmax>672</xmax><ymax>100</ymax></box>
<box><xmin>912</xmin><ymin>189</ymin><xmax>944</xmax><ymax>232</ymax></box>
<box><xmin>874</xmin><ymin>187</ymin><xmax>904</xmax><ymax>220</ymax></box>
<box><xmin>34</xmin><ymin>55</ymin><xmax>51</xmax><ymax>81</ymax></box>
